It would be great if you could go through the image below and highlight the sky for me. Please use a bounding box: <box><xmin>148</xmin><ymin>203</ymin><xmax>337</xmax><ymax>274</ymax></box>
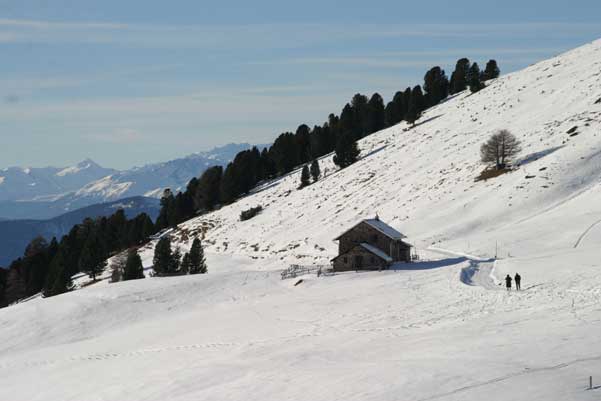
<box><xmin>1</xmin><ymin>0</ymin><xmax>601</xmax><ymax>169</ymax></box>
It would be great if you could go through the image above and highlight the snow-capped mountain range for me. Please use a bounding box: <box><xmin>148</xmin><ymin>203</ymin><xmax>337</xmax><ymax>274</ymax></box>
<box><xmin>0</xmin><ymin>143</ymin><xmax>264</xmax><ymax>220</ymax></box>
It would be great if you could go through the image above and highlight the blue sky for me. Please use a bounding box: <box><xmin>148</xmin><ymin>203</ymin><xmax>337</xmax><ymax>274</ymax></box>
<box><xmin>2</xmin><ymin>0</ymin><xmax>601</xmax><ymax>169</ymax></box>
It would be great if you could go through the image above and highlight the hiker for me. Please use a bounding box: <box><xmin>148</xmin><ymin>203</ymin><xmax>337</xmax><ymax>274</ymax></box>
<box><xmin>505</xmin><ymin>274</ymin><xmax>512</xmax><ymax>291</ymax></box>
<box><xmin>514</xmin><ymin>273</ymin><xmax>521</xmax><ymax>291</ymax></box>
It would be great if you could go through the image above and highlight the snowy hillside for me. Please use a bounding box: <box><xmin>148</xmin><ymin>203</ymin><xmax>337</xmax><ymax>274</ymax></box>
<box><xmin>1</xmin><ymin>40</ymin><xmax>601</xmax><ymax>401</ymax></box>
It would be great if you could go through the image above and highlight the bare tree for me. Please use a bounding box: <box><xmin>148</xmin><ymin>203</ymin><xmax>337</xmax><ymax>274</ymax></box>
<box><xmin>480</xmin><ymin>129</ymin><xmax>522</xmax><ymax>169</ymax></box>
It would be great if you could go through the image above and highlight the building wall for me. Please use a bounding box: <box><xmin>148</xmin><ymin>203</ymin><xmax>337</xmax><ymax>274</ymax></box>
<box><xmin>338</xmin><ymin>222</ymin><xmax>411</xmax><ymax>262</ymax></box>
<box><xmin>332</xmin><ymin>246</ymin><xmax>389</xmax><ymax>272</ymax></box>
<box><xmin>339</xmin><ymin>222</ymin><xmax>392</xmax><ymax>255</ymax></box>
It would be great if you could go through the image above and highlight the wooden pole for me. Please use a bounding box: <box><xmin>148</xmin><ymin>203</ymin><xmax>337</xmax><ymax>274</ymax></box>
<box><xmin>590</xmin><ymin>376</ymin><xmax>593</xmax><ymax>390</ymax></box>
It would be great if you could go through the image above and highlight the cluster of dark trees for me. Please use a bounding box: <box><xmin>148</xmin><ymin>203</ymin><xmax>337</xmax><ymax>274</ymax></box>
<box><xmin>0</xmin><ymin>210</ymin><xmax>156</xmax><ymax>306</ymax></box>
<box><xmin>153</xmin><ymin>237</ymin><xmax>206</xmax><ymax>276</ymax></box>
<box><xmin>299</xmin><ymin>159</ymin><xmax>321</xmax><ymax>189</ymax></box>
<box><xmin>154</xmin><ymin>58</ymin><xmax>500</xmax><ymax>230</ymax></box>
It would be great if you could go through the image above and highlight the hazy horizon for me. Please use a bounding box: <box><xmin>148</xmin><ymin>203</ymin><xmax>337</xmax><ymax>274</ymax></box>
<box><xmin>2</xmin><ymin>0</ymin><xmax>601</xmax><ymax>169</ymax></box>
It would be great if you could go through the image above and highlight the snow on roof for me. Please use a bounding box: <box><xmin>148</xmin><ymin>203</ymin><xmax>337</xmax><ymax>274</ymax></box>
<box><xmin>334</xmin><ymin>218</ymin><xmax>407</xmax><ymax>241</ymax></box>
<box><xmin>359</xmin><ymin>243</ymin><xmax>393</xmax><ymax>262</ymax></box>
<box><xmin>363</xmin><ymin>218</ymin><xmax>406</xmax><ymax>240</ymax></box>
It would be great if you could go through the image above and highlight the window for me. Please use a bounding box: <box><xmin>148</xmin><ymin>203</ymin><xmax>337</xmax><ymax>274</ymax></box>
<box><xmin>343</xmin><ymin>257</ymin><xmax>348</xmax><ymax>263</ymax></box>
<box><xmin>371</xmin><ymin>257</ymin><xmax>375</xmax><ymax>263</ymax></box>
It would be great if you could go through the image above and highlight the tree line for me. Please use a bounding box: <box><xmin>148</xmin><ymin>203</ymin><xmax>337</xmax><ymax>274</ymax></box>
<box><xmin>156</xmin><ymin>58</ymin><xmax>500</xmax><ymax>229</ymax></box>
<box><xmin>0</xmin><ymin>210</ymin><xmax>156</xmax><ymax>306</ymax></box>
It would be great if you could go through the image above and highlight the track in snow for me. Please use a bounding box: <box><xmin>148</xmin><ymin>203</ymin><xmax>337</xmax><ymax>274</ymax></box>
<box><xmin>428</xmin><ymin>247</ymin><xmax>499</xmax><ymax>290</ymax></box>
<box><xmin>573</xmin><ymin>216</ymin><xmax>601</xmax><ymax>248</ymax></box>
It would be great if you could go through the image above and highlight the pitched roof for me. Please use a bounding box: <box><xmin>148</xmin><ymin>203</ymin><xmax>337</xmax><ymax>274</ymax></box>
<box><xmin>359</xmin><ymin>243</ymin><xmax>393</xmax><ymax>262</ymax></box>
<box><xmin>334</xmin><ymin>218</ymin><xmax>406</xmax><ymax>241</ymax></box>
<box><xmin>363</xmin><ymin>219</ymin><xmax>406</xmax><ymax>240</ymax></box>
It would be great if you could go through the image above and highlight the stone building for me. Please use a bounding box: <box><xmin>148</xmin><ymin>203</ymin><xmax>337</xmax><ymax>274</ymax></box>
<box><xmin>331</xmin><ymin>216</ymin><xmax>412</xmax><ymax>271</ymax></box>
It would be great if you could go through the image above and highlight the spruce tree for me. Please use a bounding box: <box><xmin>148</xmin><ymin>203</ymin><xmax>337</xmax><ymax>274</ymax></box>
<box><xmin>43</xmin><ymin>249</ymin><xmax>72</xmax><ymax>297</ymax></box>
<box><xmin>406</xmin><ymin>86</ymin><xmax>425</xmax><ymax>126</ymax></box>
<box><xmin>423</xmin><ymin>66</ymin><xmax>449</xmax><ymax>106</ymax></box>
<box><xmin>299</xmin><ymin>165</ymin><xmax>311</xmax><ymax>188</ymax></box>
<box><xmin>79</xmin><ymin>232</ymin><xmax>106</xmax><ymax>281</ymax></box>
<box><xmin>468</xmin><ymin>62</ymin><xmax>485</xmax><ymax>93</ymax></box>
<box><xmin>365</xmin><ymin>93</ymin><xmax>386</xmax><ymax>135</ymax></box>
<box><xmin>310</xmin><ymin>159</ymin><xmax>321</xmax><ymax>182</ymax></box>
<box><xmin>450</xmin><ymin>58</ymin><xmax>470</xmax><ymax>94</ymax></box>
<box><xmin>483</xmin><ymin>60</ymin><xmax>500</xmax><ymax>80</ymax></box>
<box><xmin>189</xmin><ymin>238</ymin><xmax>207</xmax><ymax>274</ymax></box>
<box><xmin>333</xmin><ymin>131</ymin><xmax>360</xmax><ymax>168</ymax></box>
<box><xmin>123</xmin><ymin>249</ymin><xmax>144</xmax><ymax>280</ymax></box>
<box><xmin>153</xmin><ymin>236</ymin><xmax>173</xmax><ymax>276</ymax></box>
<box><xmin>170</xmin><ymin>247</ymin><xmax>181</xmax><ymax>274</ymax></box>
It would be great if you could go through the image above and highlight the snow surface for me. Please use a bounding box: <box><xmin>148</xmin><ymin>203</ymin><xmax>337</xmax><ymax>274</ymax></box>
<box><xmin>2</xmin><ymin>40</ymin><xmax>601</xmax><ymax>400</ymax></box>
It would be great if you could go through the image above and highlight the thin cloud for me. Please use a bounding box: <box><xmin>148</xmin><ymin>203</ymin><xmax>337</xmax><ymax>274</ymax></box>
<box><xmin>0</xmin><ymin>19</ymin><xmax>598</xmax><ymax>48</ymax></box>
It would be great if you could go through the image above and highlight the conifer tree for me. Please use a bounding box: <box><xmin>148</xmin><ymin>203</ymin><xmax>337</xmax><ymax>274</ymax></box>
<box><xmin>468</xmin><ymin>62</ymin><xmax>485</xmax><ymax>93</ymax></box>
<box><xmin>189</xmin><ymin>237</ymin><xmax>207</xmax><ymax>274</ymax></box>
<box><xmin>310</xmin><ymin>159</ymin><xmax>321</xmax><ymax>182</ymax></box>
<box><xmin>170</xmin><ymin>247</ymin><xmax>181</xmax><ymax>274</ymax></box>
<box><xmin>333</xmin><ymin>131</ymin><xmax>360</xmax><ymax>168</ymax></box>
<box><xmin>153</xmin><ymin>236</ymin><xmax>173</xmax><ymax>276</ymax></box>
<box><xmin>423</xmin><ymin>66</ymin><xmax>449</xmax><ymax>106</ymax></box>
<box><xmin>365</xmin><ymin>93</ymin><xmax>386</xmax><ymax>135</ymax></box>
<box><xmin>78</xmin><ymin>232</ymin><xmax>106</xmax><ymax>281</ymax></box>
<box><xmin>43</xmin><ymin>249</ymin><xmax>73</xmax><ymax>297</ymax></box>
<box><xmin>406</xmin><ymin>86</ymin><xmax>425</xmax><ymax>126</ymax></box>
<box><xmin>450</xmin><ymin>58</ymin><xmax>470</xmax><ymax>94</ymax></box>
<box><xmin>483</xmin><ymin>60</ymin><xmax>500</xmax><ymax>80</ymax></box>
<box><xmin>299</xmin><ymin>165</ymin><xmax>311</xmax><ymax>188</ymax></box>
<box><xmin>123</xmin><ymin>249</ymin><xmax>144</xmax><ymax>280</ymax></box>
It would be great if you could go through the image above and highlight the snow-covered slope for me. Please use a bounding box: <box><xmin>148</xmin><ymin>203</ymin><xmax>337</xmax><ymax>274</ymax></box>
<box><xmin>2</xmin><ymin>40</ymin><xmax>601</xmax><ymax>401</ymax></box>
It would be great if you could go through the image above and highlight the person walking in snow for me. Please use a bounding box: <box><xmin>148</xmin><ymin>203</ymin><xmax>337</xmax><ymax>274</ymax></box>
<box><xmin>505</xmin><ymin>274</ymin><xmax>512</xmax><ymax>291</ymax></box>
<box><xmin>514</xmin><ymin>273</ymin><xmax>521</xmax><ymax>291</ymax></box>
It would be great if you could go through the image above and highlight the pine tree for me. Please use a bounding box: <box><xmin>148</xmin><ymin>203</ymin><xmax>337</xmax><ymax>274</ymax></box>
<box><xmin>43</xmin><ymin>250</ymin><xmax>73</xmax><ymax>297</ymax></box>
<box><xmin>123</xmin><ymin>249</ymin><xmax>144</xmax><ymax>280</ymax></box>
<box><xmin>423</xmin><ymin>66</ymin><xmax>449</xmax><ymax>106</ymax></box>
<box><xmin>180</xmin><ymin>252</ymin><xmax>191</xmax><ymax>274</ymax></box>
<box><xmin>310</xmin><ymin>159</ymin><xmax>321</xmax><ymax>182</ymax></box>
<box><xmin>78</xmin><ymin>232</ymin><xmax>106</xmax><ymax>281</ymax></box>
<box><xmin>406</xmin><ymin>86</ymin><xmax>425</xmax><ymax>126</ymax></box>
<box><xmin>365</xmin><ymin>93</ymin><xmax>386</xmax><ymax>135</ymax></box>
<box><xmin>450</xmin><ymin>58</ymin><xmax>470</xmax><ymax>94</ymax></box>
<box><xmin>333</xmin><ymin>131</ymin><xmax>360</xmax><ymax>168</ymax></box>
<box><xmin>189</xmin><ymin>238</ymin><xmax>207</xmax><ymax>274</ymax></box>
<box><xmin>468</xmin><ymin>62</ymin><xmax>485</xmax><ymax>93</ymax></box>
<box><xmin>170</xmin><ymin>247</ymin><xmax>181</xmax><ymax>274</ymax></box>
<box><xmin>482</xmin><ymin>59</ymin><xmax>500</xmax><ymax>80</ymax></box>
<box><xmin>299</xmin><ymin>165</ymin><xmax>311</xmax><ymax>189</ymax></box>
<box><xmin>153</xmin><ymin>236</ymin><xmax>173</xmax><ymax>276</ymax></box>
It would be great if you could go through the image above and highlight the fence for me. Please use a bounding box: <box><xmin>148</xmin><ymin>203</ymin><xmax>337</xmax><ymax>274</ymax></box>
<box><xmin>281</xmin><ymin>264</ymin><xmax>331</xmax><ymax>280</ymax></box>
